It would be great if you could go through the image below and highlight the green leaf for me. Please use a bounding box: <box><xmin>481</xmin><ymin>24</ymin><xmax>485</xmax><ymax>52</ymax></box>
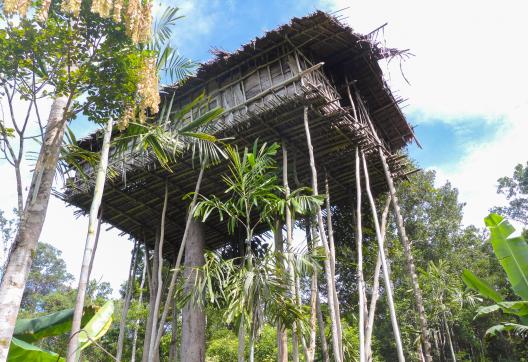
<box><xmin>475</xmin><ymin>304</ymin><xmax>502</xmax><ymax>318</ymax></box>
<box><xmin>485</xmin><ymin>213</ymin><xmax>528</xmax><ymax>300</ymax></box>
<box><xmin>7</xmin><ymin>337</ymin><xmax>65</xmax><ymax>362</ymax></box>
<box><xmin>485</xmin><ymin>323</ymin><xmax>528</xmax><ymax>337</ymax></box>
<box><xmin>13</xmin><ymin>306</ymin><xmax>96</xmax><ymax>342</ymax></box>
<box><xmin>78</xmin><ymin>301</ymin><xmax>114</xmax><ymax>350</ymax></box>
<box><xmin>462</xmin><ymin>269</ymin><xmax>503</xmax><ymax>303</ymax></box>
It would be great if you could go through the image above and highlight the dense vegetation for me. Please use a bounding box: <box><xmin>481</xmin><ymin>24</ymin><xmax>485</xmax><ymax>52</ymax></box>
<box><xmin>1</xmin><ymin>162</ymin><xmax>527</xmax><ymax>361</ymax></box>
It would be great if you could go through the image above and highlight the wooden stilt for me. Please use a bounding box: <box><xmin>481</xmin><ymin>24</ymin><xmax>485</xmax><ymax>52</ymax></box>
<box><xmin>153</xmin><ymin>163</ymin><xmax>206</xmax><ymax>352</ymax></box>
<box><xmin>361</xmin><ymin>151</ymin><xmax>405</xmax><ymax>362</ymax></box>
<box><xmin>379</xmin><ymin>148</ymin><xmax>432</xmax><ymax>362</ymax></box>
<box><xmin>274</xmin><ymin>219</ymin><xmax>288</xmax><ymax>362</ymax></box>
<box><xmin>324</xmin><ymin>174</ymin><xmax>344</xmax><ymax>359</ymax></box>
<box><xmin>282</xmin><ymin>141</ymin><xmax>300</xmax><ymax>362</ymax></box>
<box><xmin>303</xmin><ymin>106</ymin><xmax>343</xmax><ymax>362</ymax></box>
<box><xmin>355</xmin><ymin>147</ymin><xmax>367</xmax><ymax>362</ymax></box>
<box><xmin>365</xmin><ymin>196</ymin><xmax>391</xmax><ymax>361</ymax></box>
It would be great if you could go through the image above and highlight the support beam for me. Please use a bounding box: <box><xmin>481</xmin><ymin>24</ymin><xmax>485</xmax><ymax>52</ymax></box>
<box><xmin>303</xmin><ymin>106</ymin><xmax>343</xmax><ymax>362</ymax></box>
<box><xmin>180</xmin><ymin>218</ymin><xmax>206</xmax><ymax>362</ymax></box>
<box><xmin>361</xmin><ymin>150</ymin><xmax>405</xmax><ymax>362</ymax></box>
<box><xmin>379</xmin><ymin>147</ymin><xmax>432</xmax><ymax>362</ymax></box>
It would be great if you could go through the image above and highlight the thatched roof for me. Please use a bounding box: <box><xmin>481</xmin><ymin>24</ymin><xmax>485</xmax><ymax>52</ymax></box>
<box><xmin>59</xmin><ymin>10</ymin><xmax>416</xmax><ymax>258</ymax></box>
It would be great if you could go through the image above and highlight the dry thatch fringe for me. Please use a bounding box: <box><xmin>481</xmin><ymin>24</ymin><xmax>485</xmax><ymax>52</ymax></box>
<box><xmin>91</xmin><ymin>0</ymin><xmax>113</xmax><ymax>18</ymax></box>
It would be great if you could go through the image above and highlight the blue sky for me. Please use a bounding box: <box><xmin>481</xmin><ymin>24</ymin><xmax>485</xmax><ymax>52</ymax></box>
<box><xmin>2</xmin><ymin>0</ymin><xmax>527</xmax><ymax>293</ymax></box>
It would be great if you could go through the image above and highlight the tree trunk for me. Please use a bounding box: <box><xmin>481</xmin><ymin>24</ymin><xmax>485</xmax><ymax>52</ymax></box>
<box><xmin>238</xmin><ymin>316</ymin><xmax>246</xmax><ymax>362</ymax></box>
<box><xmin>147</xmin><ymin>181</ymin><xmax>169</xmax><ymax>361</ymax></box>
<box><xmin>116</xmin><ymin>239</ymin><xmax>140</xmax><ymax>361</ymax></box>
<box><xmin>180</xmin><ymin>218</ymin><xmax>205</xmax><ymax>362</ymax></box>
<box><xmin>153</xmin><ymin>163</ymin><xmax>205</xmax><ymax>352</ymax></box>
<box><xmin>131</xmin><ymin>250</ymin><xmax>147</xmax><ymax>362</ymax></box>
<box><xmin>379</xmin><ymin>148</ymin><xmax>432</xmax><ymax>362</ymax></box>
<box><xmin>168</xmin><ymin>300</ymin><xmax>179</xmax><ymax>362</ymax></box>
<box><xmin>361</xmin><ymin>151</ymin><xmax>405</xmax><ymax>362</ymax></box>
<box><xmin>354</xmin><ymin>147</ymin><xmax>367</xmax><ymax>362</ymax></box>
<box><xmin>444</xmin><ymin>314</ymin><xmax>456</xmax><ymax>362</ymax></box>
<box><xmin>274</xmin><ymin>220</ymin><xmax>288</xmax><ymax>362</ymax></box>
<box><xmin>67</xmin><ymin>118</ymin><xmax>114</xmax><ymax>362</ymax></box>
<box><xmin>302</xmin><ymin>106</ymin><xmax>342</xmax><ymax>362</ymax></box>
<box><xmin>365</xmin><ymin>196</ymin><xmax>391</xmax><ymax>361</ymax></box>
<box><xmin>0</xmin><ymin>95</ymin><xmax>69</xmax><ymax>362</ymax></box>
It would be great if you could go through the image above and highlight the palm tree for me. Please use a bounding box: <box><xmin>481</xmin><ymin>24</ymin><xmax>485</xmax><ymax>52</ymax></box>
<box><xmin>193</xmin><ymin>140</ymin><xmax>323</xmax><ymax>361</ymax></box>
<box><xmin>65</xmin><ymin>6</ymin><xmax>222</xmax><ymax>361</ymax></box>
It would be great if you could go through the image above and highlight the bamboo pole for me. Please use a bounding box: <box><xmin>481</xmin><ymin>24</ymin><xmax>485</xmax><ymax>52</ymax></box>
<box><xmin>365</xmin><ymin>196</ymin><xmax>391</xmax><ymax>361</ymax></box>
<box><xmin>116</xmin><ymin>239</ymin><xmax>139</xmax><ymax>361</ymax></box>
<box><xmin>378</xmin><ymin>147</ymin><xmax>432</xmax><ymax>362</ymax></box>
<box><xmin>361</xmin><ymin>151</ymin><xmax>405</xmax><ymax>362</ymax></box>
<box><xmin>355</xmin><ymin>147</ymin><xmax>366</xmax><ymax>362</ymax></box>
<box><xmin>67</xmin><ymin>119</ymin><xmax>114</xmax><ymax>362</ymax></box>
<box><xmin>302</xmin><ymin>106</ymin><xmax>342</xmax><ymax>362</ymax></box>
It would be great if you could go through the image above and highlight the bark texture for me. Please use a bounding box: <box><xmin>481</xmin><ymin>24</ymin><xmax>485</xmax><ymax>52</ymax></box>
<box><xmin>0</xmin><ymin>95</ymin><xmax>69</xmax><ymax>362</ymax></box>
<box><xmin>180</xmin><ymin>219</ymin><xmax>206</xmax><ymax>362</ymax></box>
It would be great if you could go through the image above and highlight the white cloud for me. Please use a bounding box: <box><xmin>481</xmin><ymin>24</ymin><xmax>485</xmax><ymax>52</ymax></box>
<box><xmin>321</xmin><ymin>0</ymin><xmax>528</xmax><ymax>120</ymax></box>
<box><xmin>322</xmin><ymin>0</ymin><xmax>528</xmax><ymax>226</ymax></box>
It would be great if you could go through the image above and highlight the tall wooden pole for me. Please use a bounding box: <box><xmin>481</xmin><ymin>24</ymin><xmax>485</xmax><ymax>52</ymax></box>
<box><xmin>67</xmin><ymin>118</ymin><xmax>114</xmax><ymax>362</ymax></box>
<box><xmin>274</xmin><ymin>219</ymin><xmax>288</xmax><ymax>362</ymax></box>
<box><xmin>147</xmin><ymin>180</ymin><xmax>169</xmax><ymax>361</ymax></box>
<box><xmin>355</xmin><ymin>147</ymin><xmax>366</xmax><ymax>362</ymax></box>
<box><xmin>379</xmin><ymin>148</ymin><xmax>433</xmax><ymax>362</ymax></box>
<box><xmin>361</xmin><ymin>151</ymin><xmax>405</xmax><ymax>362</ymax></box>
<box><xmin>116</xmin><ymin>239</ymin><xmax>139</xmax><ymax>361</ymax></box>
<box><xmin>365</xmin><ymin>196</ymin><xmax>391</xmax><ymax>361</ymax></box>
<box><xmin>153</xmin><ymin>163</ymin><xmax>206</xmax><ymax>352</ymax></box>
<box><xmin>303</xmin><ymin>106</ymin><xmax>342</xmax><ymax>362</ymax></box>
<box><xmin>324</xmin><ymin>174</ymin><xmax>343</xmax><ymax>359</ymax></box>
<box><xmin>282</xmin><ymin>141</ymin><xmax>299</xmax><ymax>362</ymax></box>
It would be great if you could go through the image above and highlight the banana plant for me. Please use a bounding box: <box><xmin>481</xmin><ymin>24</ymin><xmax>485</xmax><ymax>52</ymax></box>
<box><xmin>462</xmin><ymin>213</ymin><xmax>528</xmax><ymax>337</ymax></box>
<box><xmin>7</xmin><ymin>301</ymin><xmax>114</xmax><ymax>361</ymax></box>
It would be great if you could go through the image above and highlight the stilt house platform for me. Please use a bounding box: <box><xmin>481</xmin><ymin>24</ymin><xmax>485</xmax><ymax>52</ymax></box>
<box><xmin>58</xmin><ymin>11</ymin><xmax>416</xmax><ymax>257</ymax></box>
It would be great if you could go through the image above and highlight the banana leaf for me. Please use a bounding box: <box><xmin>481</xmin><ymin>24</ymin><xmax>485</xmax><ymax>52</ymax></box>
<box><xmin>7</xmin><ymin>337</ymin><xmax>65</xmax><ymax>362</ymax></box>
<box><xmin>78</xmin><ymin>301</ymin><xmax>114</xmax><ymax>350</ymax></box>
<box><xmin>13</xmin><ymin>306</ymin><xmax>96</xmax><ymax>342</ymax></box>
<box><xmin>462</xmin><ymin>269</ymin><xmax>503</xmax><ymax>303</ymax></box>
<box><xmin>485</xmin><ymin>213</ymin><xmax>528</xmax><ymax>300</ymax></box>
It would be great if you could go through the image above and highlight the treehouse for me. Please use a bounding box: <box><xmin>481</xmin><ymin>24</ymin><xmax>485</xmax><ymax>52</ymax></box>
<box><xmin>59</xmin><ymin>11</ymin><xmax>416</xmax><ymax>256</ymax></box>
<box><xmin>58</xmin><ymin>11</ymin><xmax>425</xmax><ymax>361</ymax></box>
